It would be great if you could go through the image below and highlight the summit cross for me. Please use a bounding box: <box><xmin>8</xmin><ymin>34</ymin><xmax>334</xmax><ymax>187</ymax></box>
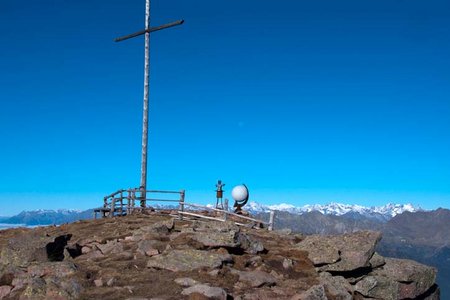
<box><xmin>114</xmin><ymin>0</ymin><xmax>184</xmax><ymax>207</ymax></box>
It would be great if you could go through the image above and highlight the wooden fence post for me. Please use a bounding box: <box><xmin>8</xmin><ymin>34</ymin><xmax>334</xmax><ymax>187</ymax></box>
<box><xmin>131</xmin><ymin>190</ymin><xmax>135</xmax><ymax>211</ymax></box>
<box><xmin>126</xmin><ymin>190</ymin><xmax>130</xmax><ymax>215</ymax></box>
<box><xmin>119</xmin><ymin>192</ymin><xmax>123</xmax><ymax>216</ymax></box>
<box><xmin>179</xmin><ymin>190</ymin><xmax>185</xmax><ymax>220</ymax></box>
<box><xmin>110</xmin><ymin>198</ymin><xmax>116</xmax><ymax>218</ymax></box>
<box><xmin>223</xmin><ymin>198</ymin><xmax>229</xmax><ymax>221</ymax></box>
<box><xmin>268</xmin><ymin>211</ymin><xmax>275</xmax><ymax>231</ymax></box>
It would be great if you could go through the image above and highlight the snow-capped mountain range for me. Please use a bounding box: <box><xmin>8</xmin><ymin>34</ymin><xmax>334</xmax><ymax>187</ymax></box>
<box><xmin>20</xmin><ymin>209</ymin><xmax>82</xmax><ymax>215</ymax></box>
<box><xmin>1</xmin><ymin>202</ymin><xmax>423</xmax><ymax>227</ymax></box>
<box><xmin>245</xmin><ymin>201</ymin><xmax>423</xmax><ymax>220</ymax></box>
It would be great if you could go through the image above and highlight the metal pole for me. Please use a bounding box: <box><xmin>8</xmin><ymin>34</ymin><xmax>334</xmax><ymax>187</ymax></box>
<box><xmin>140</xmin><ymin>0</ymin><xmax>150</xmax><ymax>207</ymax></box>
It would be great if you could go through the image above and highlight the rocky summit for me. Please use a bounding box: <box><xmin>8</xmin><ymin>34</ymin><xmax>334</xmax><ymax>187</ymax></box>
<box><xmin>0</xmin><ymin>214</ymin><xmax>440</xmax><ymax>299</ymax></box>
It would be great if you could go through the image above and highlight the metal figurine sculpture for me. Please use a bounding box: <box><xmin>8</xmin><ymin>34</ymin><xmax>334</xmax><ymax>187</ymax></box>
<box><xmin>215</xmin><ymin>180</ymin><xmax>225</xmax><ymax>209</ymax></box>
<box><xmin>231</xmin><ymin>184</ymin><xmax>249</xmax><ymax>214</ymax></box>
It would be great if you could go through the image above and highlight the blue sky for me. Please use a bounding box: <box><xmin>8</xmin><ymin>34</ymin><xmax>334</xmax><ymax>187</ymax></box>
<box><xmin>1</xmin><ymin>0</ymin><xmax>449</xmax><ymax>215</ymax></box>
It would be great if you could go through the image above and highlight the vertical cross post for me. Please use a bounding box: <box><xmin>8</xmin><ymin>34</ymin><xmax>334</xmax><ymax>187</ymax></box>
<box><xmin>140</xmin><ymin>0</ymin><xmax>151</xmax><ymax>208</ymax></box>
<box><xmin>114</xmin><ymin>1</ymin><xmax>184</xmax><ymax>208</ymax></box>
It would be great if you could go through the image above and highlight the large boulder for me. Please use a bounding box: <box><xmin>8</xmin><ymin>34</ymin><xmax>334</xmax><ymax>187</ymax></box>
<box><xmin>146</xmin><ymin>249</ymin><xmax>232</xmax><ymax>272</ymax></box>
<box><xmin>296</xmin><ymin>231</ymin><xmax>381</xmax><ymax>272</ymax></box>
<box><xmin>7</xmin><ymin>267</ymin><xmax>82</xmax><ymax>300</ymax></box>
<box><xmin>371</xmin><ymin>257</ymin><xmax>437</xmax><ymax>299</ymax></box>
<box><xmin>0</xmin><ymin>231</ymin><xmax>64</xmax><ymax>269</ymax></box>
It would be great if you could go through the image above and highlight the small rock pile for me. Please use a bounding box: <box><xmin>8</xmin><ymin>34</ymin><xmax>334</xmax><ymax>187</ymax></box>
<box><xmin>0</xmin><ymin>214</ymin><xmax>440</xmax><ymax>299</ymax></box>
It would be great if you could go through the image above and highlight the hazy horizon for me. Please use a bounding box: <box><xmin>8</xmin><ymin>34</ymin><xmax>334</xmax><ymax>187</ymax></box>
<box><xmin>1</xmin><ymin>0</ymin><xmax>449</xmax><ymax>216</ymax></box>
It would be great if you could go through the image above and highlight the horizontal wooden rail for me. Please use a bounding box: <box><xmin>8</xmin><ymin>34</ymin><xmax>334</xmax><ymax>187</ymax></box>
<box><xmin>104</xmin><ymin>189</ymin><xmax>126</xmax><ymax>199</ymax></box>
<box><xmin>144</xmin><ymin>198</ymin><xmax>180</xmax><ymax>202</ymax></box>
<box><xmin>178</xmin><ymin>211</ymin><xmax>226</xmax><ymax>222</ymax></box>
<box><xmin>182</xmin><ymin>202</ymin><xmax>270</xmax><ymax>225</ymax></box>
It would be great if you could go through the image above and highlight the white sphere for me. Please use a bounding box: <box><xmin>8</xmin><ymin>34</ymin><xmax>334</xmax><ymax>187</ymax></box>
<box><xmin>231</xmin><ymin>185</ymin><xmax>249</xmax><ymax>202</ymax></box>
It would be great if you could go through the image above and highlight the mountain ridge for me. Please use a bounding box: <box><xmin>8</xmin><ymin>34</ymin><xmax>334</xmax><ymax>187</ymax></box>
<box><xmin>1</xmin><ymin>201</ymin><xmax>424</xmax><ymax>226</ymax></box>
<box><xmin>245</xmin><ymin>201</ymin><xmax>423</xmax><ymax>221</ymax></box>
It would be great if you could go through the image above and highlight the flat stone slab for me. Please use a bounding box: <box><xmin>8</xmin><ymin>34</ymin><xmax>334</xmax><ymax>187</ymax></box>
<box><xmin>146</xmin><ymin>249</ymin><xmax>232</xmax><ymax>272</ymax></box>
<box><xmin>192</xmin><ymin>231</ymin><xmax>240</xmax><ymax>248</ymax></box>
<box><xmin>297</xmin><ymin>231</ymin><xmax>381</xmax><ymax>272</ymax></box>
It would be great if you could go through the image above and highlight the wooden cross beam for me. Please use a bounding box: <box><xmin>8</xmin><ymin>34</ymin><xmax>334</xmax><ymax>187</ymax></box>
<box><xmin>115</xmin><ymin>20</ymin><xmax>184</xmax><ymax>42</ymax></box>
<box><xmin>114</xmin><ymin>0</ymin><xmax>184</xmax><ymax>208</ymax></box>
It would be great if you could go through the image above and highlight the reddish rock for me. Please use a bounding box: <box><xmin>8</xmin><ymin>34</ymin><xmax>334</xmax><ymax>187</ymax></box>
<box><xmin>97</xmin><ymin>240</ymin><xmax>124</xmax><ymax>255</ymax></box>
<box><xmin>181</xmin><ymin>284</ymin><xmax>227</xmax><ymax>300</ymax></box>
<box><xmin>145</xmin><ymin>248</ymin><xmax>159</xmax><ymax>257</ymax></box>
<box><xmin>236</xmin><ymin>270</ymin><xmax>277</xmax><ymax>288</ymax></box>
<box><xmin>0</xmin><ymin>285</ymin><xmax>12</xmax><ymax>299</ymax></box>
<box><xmin>81</xmin><ymin>246</ymin><xmax>93</xmax><ymax>254</ymax></box>
<box><xmin>94</xmin><ymin>279</ymin><xmax>103</xmax><ymax>287</ymax></box>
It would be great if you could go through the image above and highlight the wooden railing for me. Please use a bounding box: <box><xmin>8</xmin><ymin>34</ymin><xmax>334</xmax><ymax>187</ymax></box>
<box><xmin>94</xmin><ymin>188</ymin><xmax>184</xmax><ymax>218</ymax></box>
<box><xmin>95</xmin><ymin>188</ymin><xmax>274</xmax><ymax>231</ymax></box>
<box><xmin>178</xmin><ymin>200</ymin><xmax>275</xmax><ymax>231</ymax></box>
